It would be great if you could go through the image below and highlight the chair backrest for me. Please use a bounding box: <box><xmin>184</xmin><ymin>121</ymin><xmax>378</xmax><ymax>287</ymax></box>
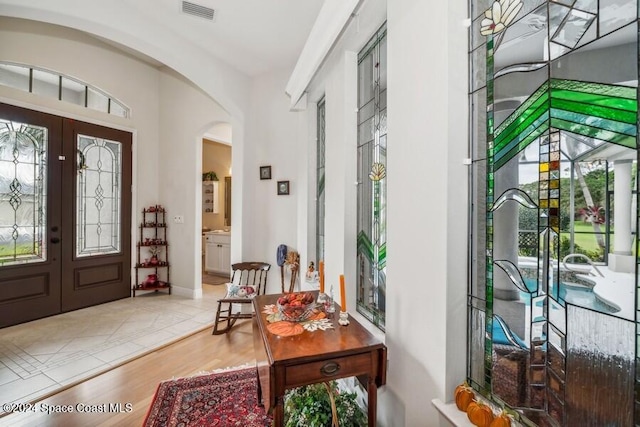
<box><xmin>230</xmin><ymin>262</ymin><xmax>271</xmax><ymax>296</ymax></box>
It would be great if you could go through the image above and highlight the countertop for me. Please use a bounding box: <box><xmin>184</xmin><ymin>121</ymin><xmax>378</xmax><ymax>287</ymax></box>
<box><xmin>203</xmin><ymin>230</ymin><xmax>230</xmax><ymax>236</ymax></box>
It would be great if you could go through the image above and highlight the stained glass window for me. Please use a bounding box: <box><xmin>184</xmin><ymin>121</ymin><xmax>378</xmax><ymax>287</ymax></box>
<box><xmin>357</xmin><ymin>23</ymin><xmax>387</xmax><ymax>330</ymax></box>
<box><xmin>76</xmin><ymin>135</ymin><xmax>122</xmax><ymax>257</ymax></box>
<box><xmin>469</xmin><ymin>0</ymin><xmax>638</xmax><ymax>424</ymax></box>
<box><xmin>317</xmin><ymin>97</ymin><xmax>326</xmax><ymax>266</ymax></box>
<box><xmin>0</xmin><ymin>119</ymin><xmax>47</xmax><ymax>265</ymax></box>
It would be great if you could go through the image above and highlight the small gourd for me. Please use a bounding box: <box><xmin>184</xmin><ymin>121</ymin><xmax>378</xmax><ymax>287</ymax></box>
<box><xmin>454</xmin><ymin>382</ymin><xmax>475</xmax><ymax>411</ymax></box>
<box><xmin>489</xmin><ymin>411</ymin><xmax>511</xmax><ymax>427</ymax></box>
<box><xmin>467</xmin><ymin>401</ymin><xmax>495</xmax><ymax>427</ymax></box>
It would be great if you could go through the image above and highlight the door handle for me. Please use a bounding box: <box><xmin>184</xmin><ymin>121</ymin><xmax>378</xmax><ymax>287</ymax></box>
<box><xmin>51</xmin><ymin>226</ymin><xmax>59</xmax><ymax>232</ymax></box>
<box><xmin>50</xmin><ymin>237</ymin><xmax>60</xmax><ymax>244</ymax></box>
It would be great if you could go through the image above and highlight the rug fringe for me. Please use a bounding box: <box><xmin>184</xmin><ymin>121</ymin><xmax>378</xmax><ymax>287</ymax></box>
<box><xmin>163</xmin><ymin>362</ymin><xmax>255</xmax><ymax>381</ymax></box>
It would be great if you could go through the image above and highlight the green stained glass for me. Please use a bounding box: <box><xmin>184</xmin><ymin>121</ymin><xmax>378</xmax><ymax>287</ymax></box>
<box><xmin>495</xmin><ymin>99</ymin><xmax>549</xmax><ymax>149</ymax></box>
<box><xmin>552</xmin><ymin>79</ymin><xmax>636</xmax><ymax>99</ymax></box>
<box><xmin>496</xmin><ymin>96</ymin><xmax>549</xmax><ymax>151</ymax></box>
<box><xmin>494</xmin><ymin>122</ymin><xmax>549</xmax><ymax>169</ymax></box>
<box><xmin>494</xmin><ymin>108</ymin><xmax>549</xmax><ymax>157</ymax></box>
<box><xmin>357</xmin><ymin>231</ymin><xmax>374</xmax><ymax>262</ymax></box>
<box><xmin>550</xmin><ymin>117</ymin><xmax>637</xmax><ymax>148</ymax></box>
<box><xmin>493</xmin><ymin>79</ymin><xmax>638</xmax><ymax>169</ymax></box>
<box><xmin>552</xmin><ymin>89</ymin><xmax>637</xmax><ymax>112</ymax></box>
<box><xmin>550</xmin><ymin>108</ymin><xmax>637</xmax><ymax>137</ymax></box>
<box><xmin>378</xmin><ymin>243</ymin><xmax>386</xmax><ymax>269</ymax></box>
<box><xmin>551</xmin><ymin>98</ymin><xmax>637</xmax><ymax>124</ymax></box>
<box><xmin>496</xmin><ymin>82</ymin><xmax>550</xmax><ymax>134</ymax></box>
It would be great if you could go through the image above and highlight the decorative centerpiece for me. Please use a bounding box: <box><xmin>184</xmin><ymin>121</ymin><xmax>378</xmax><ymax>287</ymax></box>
<box><xmin>277</xmin><ymin>292</ymin><xmax>316</xmax><ymax>322</ymax></box>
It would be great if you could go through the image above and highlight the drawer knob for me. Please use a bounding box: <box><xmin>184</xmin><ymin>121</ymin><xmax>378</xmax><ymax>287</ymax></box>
<box><xmin>320</xmin><ymin>361</ymin><xmax>340</xmax><ymax>376</ymax></box>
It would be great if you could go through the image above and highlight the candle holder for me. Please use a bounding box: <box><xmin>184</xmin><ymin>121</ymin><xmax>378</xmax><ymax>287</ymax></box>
<box><xmin>338</xmin><ymin>311</ymin><xmax>350</xmax><ymax>326</ymax></box>
<box><xmin>317</xmin><ymin>292</ymin><xmax>333</xmax><ymax>313</ymax></box>
<box><xmin>325</xmin><ymin>285</ymin><xmax>336</xmax><ymax>313</ymax></box>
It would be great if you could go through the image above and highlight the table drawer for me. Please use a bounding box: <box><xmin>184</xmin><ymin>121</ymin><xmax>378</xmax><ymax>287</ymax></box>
<box><xmin>285</xmin><ymin>352</ymin><xmax>373</xmax><ymax>388</ymax></box>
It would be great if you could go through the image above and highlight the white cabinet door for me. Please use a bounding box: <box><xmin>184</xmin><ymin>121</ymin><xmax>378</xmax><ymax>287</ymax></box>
<box><xmin>205</xmin><ymin>243</ymin><xmax>220</xmax><ymax>272</ymax></box>
<box><xmin>204</xmin><ymin>234</ymin><xmax>230</xmax><ymax>275</ymax></box>
<box><xmin>220</xmin><ymin>244</ymin><xmax>231</xmax><ymax>275</ymax></box>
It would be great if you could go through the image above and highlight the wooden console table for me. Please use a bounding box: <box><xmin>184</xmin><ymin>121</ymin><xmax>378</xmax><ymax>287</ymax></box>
<box><xmin>252</xmin><ymin>292</ymin><xmax>387</xmax><ymax>427</ymax></box>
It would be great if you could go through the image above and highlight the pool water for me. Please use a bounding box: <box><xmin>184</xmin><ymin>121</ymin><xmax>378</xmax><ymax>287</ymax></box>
<box><xmin>522</xmin><ymin>278</ymin><xmax>619</xmax><ymax>314</ymax></box>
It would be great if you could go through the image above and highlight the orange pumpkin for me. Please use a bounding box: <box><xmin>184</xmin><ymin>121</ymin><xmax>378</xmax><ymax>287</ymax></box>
<box><xmin>489</xmin><ymin>411</ymin><xmax>511</xmax><ymax>427</ymax></box>
<box><xmin>467</xmin><ymin>401</ymin><xmax>494</xmax><ymax>427</ymax></box>
<box><xmin>454</xmin><ymin>383</ymin><xmax>475</xmax><ymax>411</ymax></box>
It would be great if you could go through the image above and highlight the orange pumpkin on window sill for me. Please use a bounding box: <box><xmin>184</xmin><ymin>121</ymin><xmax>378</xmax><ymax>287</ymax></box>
<box><xmin>489</xmin><ymin>411</ymin><xmax>512</xmax><ymax>427</ymax></box>
<box><xmin>467</xmin><ymin>401</ymin><xmax>495</xmax><ymax>427</ymax></box>
<box><xmin>454</xmin><ymin>382</ymin><xmax>475</xmax><ymax>411</ymax></box>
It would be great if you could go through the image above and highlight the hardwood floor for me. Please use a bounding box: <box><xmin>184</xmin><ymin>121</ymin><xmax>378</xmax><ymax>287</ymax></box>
<box><xmin>1</xmin><ymin>319</ymin><xmax>255</xmax><ymax>427</ymax></box>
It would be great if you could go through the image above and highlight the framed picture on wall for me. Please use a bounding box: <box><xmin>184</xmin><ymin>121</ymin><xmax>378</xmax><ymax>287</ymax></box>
<box><xmin>260</xmin><ymin>166</ymin><xmax>272</xmax><ymax>180</ymax></box>
<box><xmin>277</xmin><ymin>180</ymin><xmax>290</xmax><ymax>195</ymax></box>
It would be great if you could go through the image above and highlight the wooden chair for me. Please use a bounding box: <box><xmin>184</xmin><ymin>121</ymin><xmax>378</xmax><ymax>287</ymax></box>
<box><xmin>212</xmin><ymin>261</ymin><xmax>271</xmax><ymax>335</ymax></box>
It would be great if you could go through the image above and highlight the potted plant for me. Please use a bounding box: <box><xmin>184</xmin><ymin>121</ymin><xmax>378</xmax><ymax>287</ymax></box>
<box><xmin>284</xmin><ymin>381</ymin><xmax>367</xmax><ymax>427</ymax></box>
<box><xmin>202</xmin><ymin>171</ymin><xmax>218</xmax><ymax>181</ymax></box>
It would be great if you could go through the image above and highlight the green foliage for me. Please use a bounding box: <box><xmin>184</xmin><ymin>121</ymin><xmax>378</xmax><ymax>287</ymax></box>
<box><xmin>558</xmin><ymin>236</ymin><xmax>604</xmax><ymax>263</ymax></box>
<box><xmin>520</xmin><ymin>163</ymin><xmax>612</xmax><ymax>225</ymax></box>
<box><xmin>202</xmin><ymin>171</ymin><xmax>218</xmax><ymax>181</ymax></box>
<box><xmin>284</xmin><ymin>381</ymin><xmax>367</xmax><ymax>427</ymax></box>
<box><xmin>518</xmin><ymin>205</ymin><xmax>538</xmax><ymax>231</ymax></box>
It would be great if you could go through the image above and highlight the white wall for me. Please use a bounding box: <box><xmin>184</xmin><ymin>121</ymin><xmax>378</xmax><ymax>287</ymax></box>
<box><xmin>385</xmin><ymin>0</ymin><xmax>468</xmax><ymax>424</ymax></box>
<box><xmin>242</xmin><ymin>66</ymin><xmax>307</xmax><ymax>290</ymax></box>
<box><xmin>299</xmin><ymin>0</ymin><xmax>469</xmax><ymax>424</ymax></box>
<box><xmin>158</xmin><ymin>69</ymin><xmax>231</xmax><ymax>297</ymax></box>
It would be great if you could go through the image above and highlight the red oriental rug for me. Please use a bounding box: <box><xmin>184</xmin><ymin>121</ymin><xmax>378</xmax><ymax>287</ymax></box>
<box><xmin>143</xmin><ymin>367</ymin><xmax>272</xmax><ymax>427</ymax></box>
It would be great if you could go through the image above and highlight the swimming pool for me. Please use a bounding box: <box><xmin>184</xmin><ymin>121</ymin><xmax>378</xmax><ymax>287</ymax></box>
<box><xmin>522</xmin><ymin>278</ymin><xmax>619</xmax><ymax>314</ymax></box>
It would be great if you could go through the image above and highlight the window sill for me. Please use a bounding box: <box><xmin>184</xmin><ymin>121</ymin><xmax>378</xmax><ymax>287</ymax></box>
<box><xmin>431</xmin><ymin>399</ymin><xmax>473</xmax><ymax>426</ymax></box>
<box><xmin>349</xmin><ymin>310</ymin><xmax>385</xmax><ymax>344</ymax></box>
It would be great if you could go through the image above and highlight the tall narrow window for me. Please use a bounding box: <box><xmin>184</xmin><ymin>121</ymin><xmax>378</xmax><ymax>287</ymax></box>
<box><xmin>76</xmin><ymin>135</ymin><xmax>122</xmax><ymax>257</ymax></box>
<box><xmin>0</xmin><ymin>120</ymin><xmax>47</xmax><ymax>265</ymax></box>
<box><xmin>357</xmin><ymin>23</ymin><xmax>387</xmax><ymax>330</ymax></box>
<box><xmin>316</xmin><ymin>97</ymin><xmax>326</xmax><ymax>265</ymax></box>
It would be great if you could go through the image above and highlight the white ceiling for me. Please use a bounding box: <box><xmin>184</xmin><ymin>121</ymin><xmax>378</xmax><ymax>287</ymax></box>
<box><xmin>0</xmin><ymin>0</ymin><xmax>325</xmax><ymax>77</ymax></box>
<box><xmin>119</xmin><ymin>0</ymin><xmax>325</xmax><ymax>76</ymax></box>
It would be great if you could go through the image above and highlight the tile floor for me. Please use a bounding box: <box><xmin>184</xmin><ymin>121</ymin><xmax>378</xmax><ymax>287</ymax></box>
<box><xmin>0</xmin><ymin>282</ymin><xmax>227</xmax><ymax>411</ymax></box>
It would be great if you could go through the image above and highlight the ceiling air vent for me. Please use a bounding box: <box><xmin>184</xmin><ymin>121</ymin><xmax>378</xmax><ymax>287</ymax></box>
<box><xmin>181</xmin><ymin>1</ymin><xmax>215</xmax><ymax>21</ymax></box>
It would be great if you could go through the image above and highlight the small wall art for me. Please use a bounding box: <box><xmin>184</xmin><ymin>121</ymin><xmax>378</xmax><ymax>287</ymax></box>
<box><xmin>260</xmin><ymin>165</ymin><xmax>272</xmax><ymax>180</ymax></box>
<box><xmin>277</xmin><ymin>180</ymin><xmax>290</xmax><ymax>195</ymax></box>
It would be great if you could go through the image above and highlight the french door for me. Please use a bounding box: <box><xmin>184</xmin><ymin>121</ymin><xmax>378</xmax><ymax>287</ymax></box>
<box><xmin>0</xmin><ymin>103</ymin><xmax>132</xmax><ymax>327</ymax></box>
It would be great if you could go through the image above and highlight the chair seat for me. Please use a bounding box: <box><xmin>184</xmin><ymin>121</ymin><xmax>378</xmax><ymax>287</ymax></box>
<box><xmin>218</xmin><ymin>296</ymin><xmax>256</xmax><ymax>304</ymax></box>
<box><xmin>212</xmin><ymin>262</ymin><xmax>270</xmax><ymax>335</ymax></box>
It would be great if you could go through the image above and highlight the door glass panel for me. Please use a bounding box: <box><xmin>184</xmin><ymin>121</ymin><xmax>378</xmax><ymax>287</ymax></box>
<box><xmin>0</xmin><ymin>119</ymin><xmax>47</xmax><ymax>265</ymax></box>
<box><xmin>76</xmin><ymin>134</ymin><xmax>122</xmax><ymax>257</ymax></box>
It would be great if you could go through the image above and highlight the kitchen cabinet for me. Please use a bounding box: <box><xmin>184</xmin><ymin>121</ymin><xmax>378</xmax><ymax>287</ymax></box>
<box><xmin>205</xmin><ymin>233</ymin><xmax>230</xmax><ymax>275</ymax></box>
